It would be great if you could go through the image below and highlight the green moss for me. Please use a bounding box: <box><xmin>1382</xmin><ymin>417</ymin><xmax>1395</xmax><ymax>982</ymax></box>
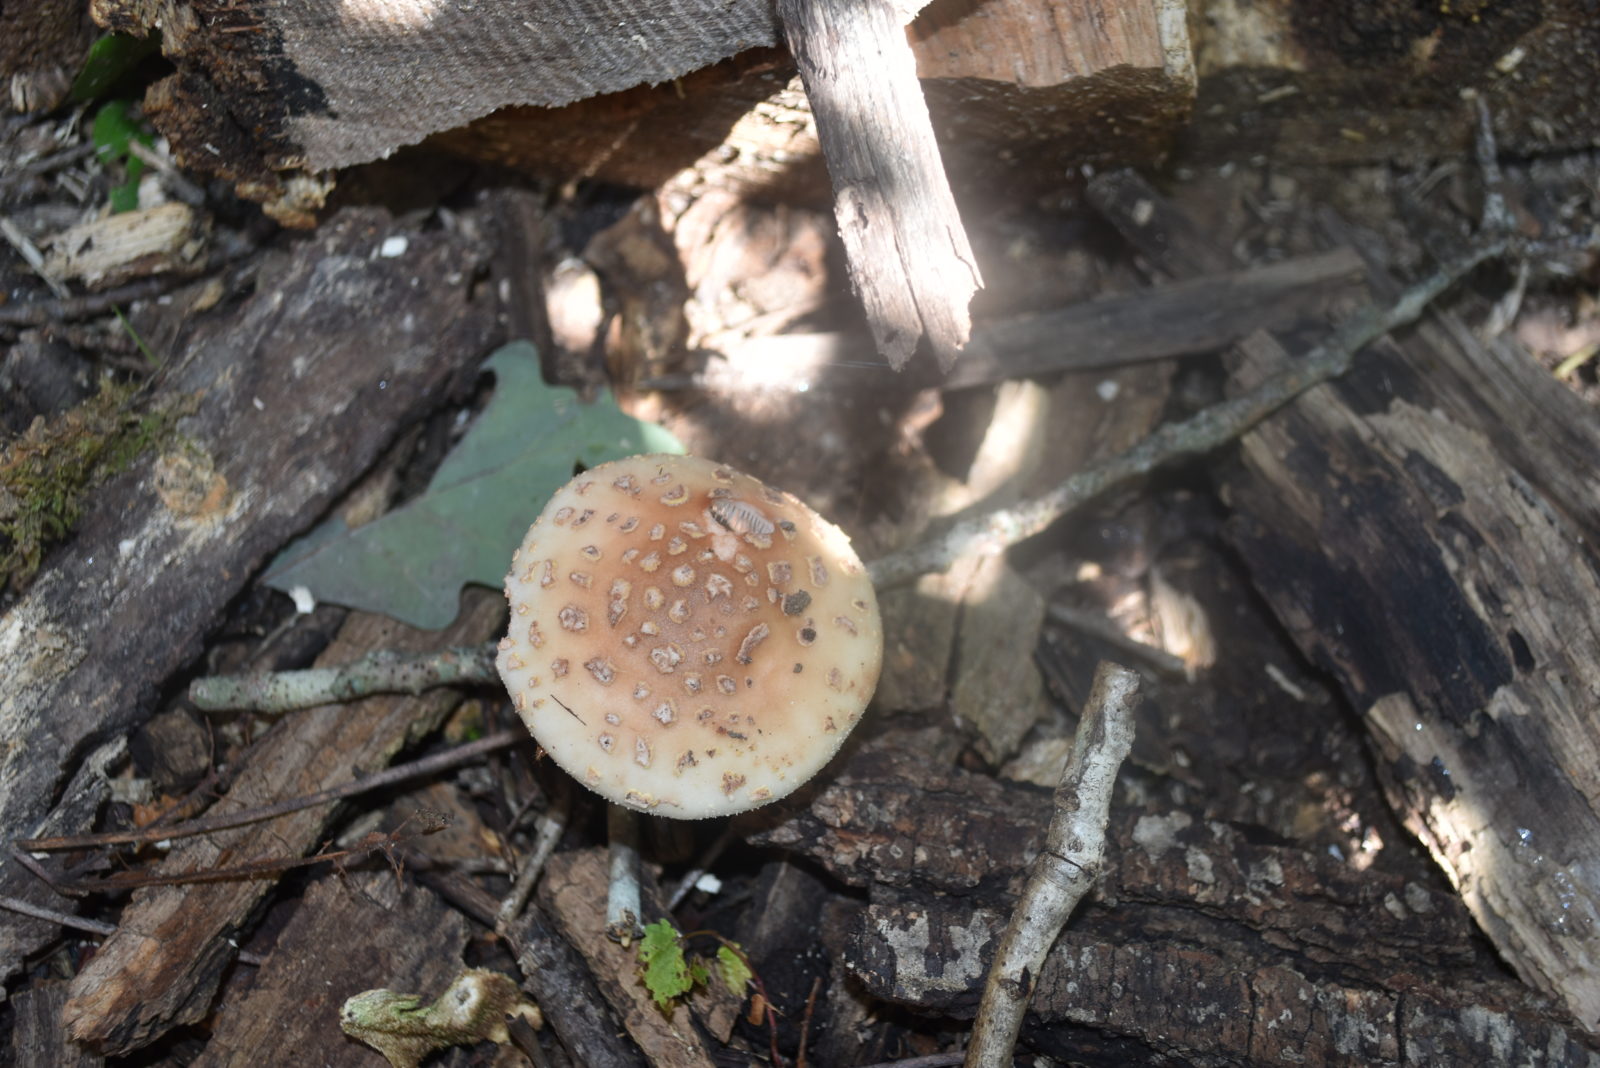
<box><xmin>0</xmin><ymin>381</ymin><xmax>184</xmax><ymax>590</ymax></box>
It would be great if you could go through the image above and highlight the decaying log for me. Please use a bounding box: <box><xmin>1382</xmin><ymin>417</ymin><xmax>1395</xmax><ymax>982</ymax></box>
<box><xmin>759</xmin><ymin>729</ymin><xmax>1600</xmax><ymax>1063</ymax></box>
<box><xmin>190</xmin><ymin>871</ymin><xmax>472</xmax><ymax>1068</ymax></box>
<box><xmin>9</xmin><ymin>981</ymin><xmax>102</xmax><ymax>1068</ymax></box>
<box><xmin>61</xmin><ymin>592</ymin><xmax>504</xmax><ymax>1055</ymax></box>
<box><xmin>1223</xmin><ymin>307</ymin><xmax>1600</xmax><ymax>1031</ymax></box>
<box><xmin>1088</xmin><ymin>170</ymin><xmax>1600</xmax><ymax>1032</ymax></box>
<box><xmin>0</xmin><ymin>207</ymin><xmax>497</xmax><ymax>997</ymax></box>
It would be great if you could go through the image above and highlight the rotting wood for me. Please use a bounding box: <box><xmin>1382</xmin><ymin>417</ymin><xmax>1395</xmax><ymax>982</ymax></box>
<box><xmin>9</xmin><ymin>981</ymin><xmax>102</xmax><ymax>1068</ymax></box>
<box><xmin>756</xmin><ymin>728</ymin><xmax>1599</xmax><ymax>1062</ymax></box>
<box><xmin>189</xmin><ymin>870</ymin><xmax>472</xmax><ymax>1068</ymax></box>
<box><xmin>778</xmin><ymin>0</ymin><xmax>982</xmax><ymax>371</ymax></box>
<box><xmin>1090</xmin><ymin>169</ymin><xmax>1600</xmax><ymax>1033</ymax></box>
<box><xmin>538</xmin><ymin>848</ymin><xmax>716</xmax><ymax>1068</ymax></box>
<box><xmin>510</xmin><ymin>904</ymin><xmax>652</xmax><ymax>1068</ymax></box>
<box><xmin>0</xmin><ymin>206</ymin><xmax>498</xmax><ymax>993</ymax></box>
<box><xmin>60</xmin><ymin>592</ymin><xmax>505</xmax><ymax>1055</ymax></box>
<box><xmin>681</xmin><ymin>246</ymin><xmax>1363</xmax><ymax>393</ymax></box>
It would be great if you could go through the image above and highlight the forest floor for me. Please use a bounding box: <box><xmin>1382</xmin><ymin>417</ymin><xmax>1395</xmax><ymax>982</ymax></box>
<box><xmin>2</xmin><ymin>94</ymin><xmax>1600</xmax><ymax>1068</ymax></box>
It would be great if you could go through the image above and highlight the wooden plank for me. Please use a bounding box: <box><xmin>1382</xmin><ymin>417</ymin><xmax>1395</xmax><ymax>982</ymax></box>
<box><xmin>778</xmin><ymin>0</ymin><xmax>982</xmax><ymax>370</ymax></box>
<box><xmin>0</xmin><ymin>207</ymin><xmax>498</xmax><ymax>994</ymax></box>
<box><xmin>694</xmin><ymin>247</ymin><xmax>1363</xmax><ymax>389</ymax></box>
<box><xmin>59</xmin><ymin>593</ymin><xmax>505</xmax><ymax>1055</ymax></box>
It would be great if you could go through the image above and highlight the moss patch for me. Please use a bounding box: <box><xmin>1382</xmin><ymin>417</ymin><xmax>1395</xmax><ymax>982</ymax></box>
<box><xmin>0</xmin><ymin>380</ymin><xmax>186</xmax><ymax>590</ymax></box>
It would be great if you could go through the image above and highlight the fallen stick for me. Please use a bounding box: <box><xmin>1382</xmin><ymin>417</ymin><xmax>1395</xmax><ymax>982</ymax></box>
<box><xmin>965</xmin><ymin>661</ymin><xmax>1140</xmax><ymax>1068</ymax></box>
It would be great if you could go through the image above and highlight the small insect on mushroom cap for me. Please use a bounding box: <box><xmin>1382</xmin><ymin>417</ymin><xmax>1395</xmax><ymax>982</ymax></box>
<box><xmin>496</xmin><ymin>454</ymin><xmax>883</xmax><ymax>819</ymax></box>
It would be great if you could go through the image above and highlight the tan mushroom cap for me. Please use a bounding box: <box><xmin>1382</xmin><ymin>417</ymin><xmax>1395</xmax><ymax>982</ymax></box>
<box><xmin>496</xmin><ymin>454</ymin><xmax>883</xmax><ymax>819</ymax></box>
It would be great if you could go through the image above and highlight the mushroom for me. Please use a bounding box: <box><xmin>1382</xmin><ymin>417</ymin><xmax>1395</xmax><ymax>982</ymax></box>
<box><xmin>496</xmin><ymin>454</ymin><xmax>883</xmax><ymax>932</ymax></box>
<box><xmin>497</xmin><ymin>453</ymin><xmax>882</xmax><ymax>817</ymax></box>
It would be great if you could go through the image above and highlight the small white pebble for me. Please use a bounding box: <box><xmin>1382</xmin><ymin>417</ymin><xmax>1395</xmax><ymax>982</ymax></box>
<box><xmin>118</xmin><ymin>538</ymin><xmax>137</xmax><ymax>556</ymax></box>
<box><xmin>1096</xmin><ymin>379</ymin><xmax>1120</xmax><ymax>402</ymax></box>
<box><xmin>694</xmin><ymin>872</ymin><xmax>723</xmax><ymax>894</ymax></box>
<box><xmin>289</xmin><ymin>585</ymin><xmax>317</xmax><ymax>614</ymax></box>
<box><xmin>252</xmin><ymin>396</ymin><xmax>265</xmax><ymax>411</ymax></box>
<box><xmin>379</xmin><ymin>235</ymin><xmax>408</xmax><ymax>258</ymax></box>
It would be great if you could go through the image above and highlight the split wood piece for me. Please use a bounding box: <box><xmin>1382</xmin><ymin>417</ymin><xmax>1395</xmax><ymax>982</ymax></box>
<box><xmin>693</xmin><ymin>247</ymin><xmax>1363</xmax><ymax>394</ymax></box>
<box><xmin>9</xmin><ymin>981</ymin><xmax>102</xmax><ymax>1068</ymax></box>
<box><xmin>967</xmin><ymin>661</ymin><xmax>1139</xmax><ymax>1068</ymax></box>
<box><xmin>875</xmin><ymin>379</ymin><xmax>1053</xmax><ymax>759</ymax></box>
<box><xmin>0</xmin><ymin>206</ymin><xmax>497</xmax><ymax>993</ymax></box>
<box><xmin>778</xmin><ymin>0</ymin><xmax>981</xmax><ymax>371</ymax></box>
<box><xmin>1092</xmin><ymin>169</ymin><xmax>1600</xmax><ymax>1033</ymax></box>
<box><xmin>510</xmin><ymin>904</ymin><xmax>652</xmax><ymax>1068</ymax></box>
<box><xmin>60</xmin><ymin>591</ymin><xmax>505</xmax><ymax>1056</ymax></box>
<box><xmin>95</xmin><ymin>0</ymin><xmax>1190</xmax><ymax>217</ymax></box>
<box><xmin>189</xmin><ymin>870</ymin><xmax>471</xmax><ymax>1068</ymax></box>
<box><xmin>537</xmin><ymin>848</ymin><xmax>716</xmax><ymax>1068</ymax></box>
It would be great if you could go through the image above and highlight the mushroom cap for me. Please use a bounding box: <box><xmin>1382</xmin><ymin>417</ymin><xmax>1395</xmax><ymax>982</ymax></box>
<box><xmin>496</xmin><ymin>454</ymin><xmax>882</xmax><ymax>819</ymax></box>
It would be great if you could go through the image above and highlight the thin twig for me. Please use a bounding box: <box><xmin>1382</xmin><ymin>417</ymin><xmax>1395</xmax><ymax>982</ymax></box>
<box><xmin>496</xmin><ymin>784</ymin><xmax>569</xmax><ymax>935</ymax></box>
<box><xmin>0</xmin><ymin>214</ymin><xmax>71</xmax><ymax>299</ymax></box>
<box><xmin>15</xmin><ymin>730</ymin><xmax>523</xmax><ymax>852</ymax></box>
<box><xmin>0</xmin><ymin>893</ymin><xmax>265</xmax><ymax>965</ymax></box>
<box><xmin>1045</xmin><ymin>603</ymin><xmax>1188</xmax><ymax>680</ymax></box>
<box><xmin>0</xmin><ymin>241</ymin><xmax>257</xmax><ymax>327</ymax></box>
<box><xmin>667</xmin><ymin>823</ymin><xmax>738</xmax><ymax>910</ymax></box>
<box><xmin>29</xmin><ymin>817</ymin><xmax>448</xmax><ymax>895</ymax></box>
<box><xmin>124</xmin><ymin>140</ymin><xmax>208</xmax><ymax>207</ymax></box>
<box><xmin>188</xmin><ymin>644</ymin><xmax>499</xmax><ymax>713</ymax></box>
<box><xmin>867</xmin><ymin>237</ymin><xmax>1506</xmax><ymax>589</ymax></box>
<box><xmin>965</xmin><ymin>661</ymin><xmax>1140</xmax><ymax>1068</ymax></box>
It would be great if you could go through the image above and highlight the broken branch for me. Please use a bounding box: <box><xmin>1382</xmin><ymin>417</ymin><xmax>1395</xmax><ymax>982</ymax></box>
<box><xmin>866</xmin><ymin>235</ymin><xmax>1507</xmax><ymax>588</ymax></box>
<box><xmin>966</xmin><ymin>661</ymin><xmax>1140</xmax><ymax>1068</ymax></box>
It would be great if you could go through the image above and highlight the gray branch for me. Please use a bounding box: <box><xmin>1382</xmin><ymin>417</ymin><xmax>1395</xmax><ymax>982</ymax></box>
<box><xmin>965</xmin><ymin>661</ymin><xmax>1141</xmax><ymax>1068</ymax></box>
<box><xmin>867</xmin><ymin>236</ymin><xmax>1506</xmax><ymax>589</ymax></box>
<box><xmin>188</xmin><ymin>645</ymin><xmax>498</xmax><ymax>713</ymax></box>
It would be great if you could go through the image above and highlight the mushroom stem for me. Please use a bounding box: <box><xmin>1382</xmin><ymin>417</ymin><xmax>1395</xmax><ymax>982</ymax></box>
<box><xmin>604</xmin><ymin>804</ymin><xmax>643</xmax><ymax>945</ymax></box>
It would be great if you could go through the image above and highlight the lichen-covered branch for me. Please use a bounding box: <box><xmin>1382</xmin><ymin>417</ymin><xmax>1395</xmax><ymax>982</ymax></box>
<box><xmin>188</xmin><ymin>644</ymin><xmax>497</xmax><ymax>713</ymax></box>
<box><xmin>965</xmin><ymin>661</ymin><xmax>1140</xmax><ymax>1068</ymax></box>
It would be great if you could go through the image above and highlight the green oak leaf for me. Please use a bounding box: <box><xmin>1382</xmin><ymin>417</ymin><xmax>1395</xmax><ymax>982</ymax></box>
<box><xmin>265</xmin><ymin>341</ymin><xmax>682</xmax><ymax>629</ymax></box>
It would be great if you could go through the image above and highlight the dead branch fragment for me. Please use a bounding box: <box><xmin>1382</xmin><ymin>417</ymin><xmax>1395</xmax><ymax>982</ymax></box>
<box><xmin>778</xmin><ymin>0</ymin><xmax>982</xmax><ymax>370</ymax></box>
<box><xmin>865</xmin><ymin>234</ymin><xmax>1505</xmax><ymax>588</ymax></box>
<box><xmin>188</xmin><ymin>644</ymin><xmax>498</xmax><ymax>714</ymax></box>
<box><xmin>967</xmin><ymin>661</ymin><xmax>1139</xmax><ymax>1067</ymax></box>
